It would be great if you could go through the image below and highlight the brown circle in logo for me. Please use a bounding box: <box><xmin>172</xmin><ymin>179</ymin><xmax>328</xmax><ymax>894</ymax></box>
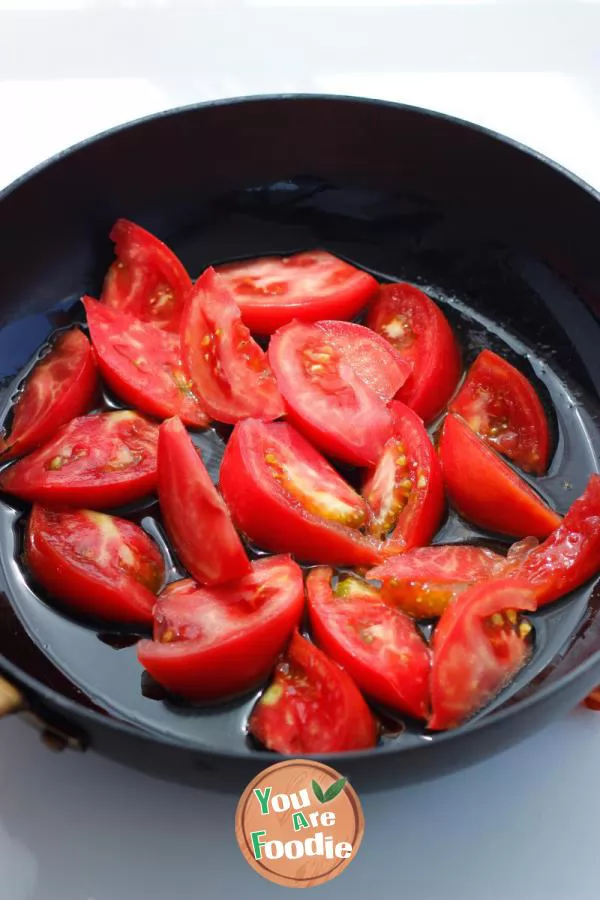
<box><xmin>235</xmin><ymin>759</ymin><xmax>364</xmax><ymax>889</ymax></box>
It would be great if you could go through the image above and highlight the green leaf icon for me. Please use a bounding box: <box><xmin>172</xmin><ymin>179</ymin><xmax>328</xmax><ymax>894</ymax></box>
<box><xmin>323</xmin><ymin>777</ymin><xmax>347</xmax><ymax>803</ymax></box>
<box><xmin>312</xmin><ymin>779</ymin><xmax>325</xmax><ymax>803</ymax></box>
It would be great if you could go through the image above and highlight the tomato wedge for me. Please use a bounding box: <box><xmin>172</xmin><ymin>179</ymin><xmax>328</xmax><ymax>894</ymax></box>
<box><xmin>315</xmin><ymin>320</ymin><xmax>411</xmax><ymax>403</ymax></box>
<box><xmin>438</xmin><ymin>414</ymin><xmax>561</xmax><ymax>539</ymax></box>
<box><xmin>362</xmin><ymin>401</ymin><xmax>444</xmax><ymax>551</ymax></box>
<box><xmin>219</xmin><ymin>419</ymin><xmax>381</xmax><ymax>566</ymax></box>
<box><xmin>306</xmin><ymin>568</ymin><xmax>431</xmax><ymax>720</ymax></box>
<box><xmin>449</xmin><ymin>349</ymin><xmax>550</xmax><ymax>475</ymax></box>
<box><xmin>429</xmin><ymin>579</ymin><xmax>536</xmax><ymax>730</ymax></box>
<box><xmin>25</xmin><ymin>505</ymin><xmax>164</xmax><ymax>625</ymax></box>
<box><xmin>249</xmin><ymin>630</ymin><xmax>377</xmax><ymax>754</ymax></box>
<box><xmin>0</xmin><ymin>328</ymin><xmax>98</xmax><ymax>460</ymax></box>
<box><xmin>158</xmin><ymin>417</ymin><xmax>250</xmax><ymax>586</ymax></box>
<box><xmin>368</xmin><ymin>544</ymin><xmax>506</xmax><ymax>618</ymax></box>
<box><xmin>0</xmin><ymin>410</ymin><xmax>158</xmax><ymax>508</ymax></box>
<box><xmin>506</xmin><ymin>475</ymin><xmax>600</xmax><ymax>606</ymax></box>
<box><xmin>101</xmin><ymin>219</ymin><xmax>192</xmax><ymax>331</ymax></box>
<box><xmin>137</xmin><ymin>556</ymin><xmax>304</xmax><ymax>701</ymax></box>
<box><xmin>84</xmin><ymin>297</ymin><xmax>208</xmax><ymax>427</ymax></box>
<box><xmin>180</xmin><ymin>267</ymin><xmax>284</xmax><ymax>424</ymax></box>
<box><xmin>269</xmin><ymin>320</ymin><xmax>392</xmax><ymax>466</ymax></box>
<box><xmin>583</xmin><ymin>687</ymin><xmax>600</xmax><ymax>711</ymax></box>
<box><xmin>366</xmin><ymin>283</ymin><xmax>461</xmax><ymax>423</ymax></box>
<box><xmin>215</xmin><ymin>251</ymin><xmax>378</xmax><ymax>334</ymax></box>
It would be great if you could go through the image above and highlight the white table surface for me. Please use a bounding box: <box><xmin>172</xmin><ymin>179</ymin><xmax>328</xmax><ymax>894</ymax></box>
<box><xmin>1</xmin><ymin>2</ymin><xmax>600</xmax><ymax>898</ymax></box>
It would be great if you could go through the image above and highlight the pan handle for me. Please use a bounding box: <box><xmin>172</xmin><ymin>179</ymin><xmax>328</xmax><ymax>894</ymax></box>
<box><xmin>0</xmin><ymin>675</ymin><xmax>25</xmax><ymax>717</ymax></box>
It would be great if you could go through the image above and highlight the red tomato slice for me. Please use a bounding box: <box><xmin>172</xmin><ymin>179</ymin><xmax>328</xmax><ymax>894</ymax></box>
<box><xmin>25</xmin><ymin>505</ymin><xmax>164</xmax><ymax>625</ymax></box>
<box><xmin>0</xmin><ymin>328</ymin><xmax>98</xmax><ymax>460</ymax></box>
<box><xmin>366</xmin><ymin>283</ymin><xmax>461</xmax><ymax>423</ymax></box>
<box><xmin>583</xmin><ymin>687</ymin><xmax>600</xmax><ymax>711</ymax></box>
<box><xmin>363</xmin><ymin>401</ymin><xmax>445</xmax><ymax>551</ymax></box>
<box><xmin>158</xmin><ymin>417</ymin><xmax>250</xmax><ymax>586</ymax></box>
<box><xmin>215</xmin><ymin>251</ymin><xmax>378</xmax><ymax>334</ymax></box>
<box><xmin>249</xmin><ymin>630</ymin><xmax>377</xmax><ymax>753</ymax></box>
<box><xmin>0</xmin><ymin>410</ymin><xmax>158</xmax><ymax>508</ymax></box>
<box><xmin>368</xmin><ymin>544</ymin><xmax>506</xmax><ymax>618</ymax></box>
<box><xmin>84</xmin><ymin>297</ymin><xmax>208</xmax><ymax>428</ymax></box>
<box><xmin>429</xmin><ymin>579</ymin><xmax>536</xmax><ymax>730</ymax></box>
<box><xmin>306</xmin><ymin>567</ymin><xmax>431</xmax><ymax>720</ymax></box>
<box><xmin>269</xmin><ymin>320</ymin><xmax>392</xmax><ymax>466</ymax></box>
<box><xmin>439</xmin><ymin>414</ymin><xmax>561</xmax><ymax>539</ymax></box>
<box><xmin>101</xmin><ymin>219</ymin><xmax>192</xmax><ymax>331</ymax></box>
<box><xmin>506</xmin><ymin>474</ymin><xmax>600</xmax><ymax>606</ymax></box>
<box><xmin>219</xmin><ymin>418</ymin><xmax>381</xmax><ymax>566</ymax></box>
<box><xmin>137</xmin><ymin>555</ymin><xmax>304</xmax><ymax>701</ymax></box>
<box><xmin>180</xmin><ymin>267</ymin><xmax>284</xmax><ymax>424</ymax></box>
<box><xmin>315</xmin><ymin>320</ymin><xmax>411</xmax><ymax>403</ymax></box>
<box><xmin>449</xmin><ymin>349</ymin><xmax>550</xmax><ymax>475</ymax></box>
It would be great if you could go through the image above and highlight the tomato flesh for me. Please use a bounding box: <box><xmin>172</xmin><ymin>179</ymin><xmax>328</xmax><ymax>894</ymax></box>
<box><xmin>368</xmin><ymin>544</ymin><xmax>506</xmax><ymax>618</ymax></box>
<box><xmin>363</xmin><ymin>401</ymin><xmax>444</xmax><ymax>551</ymax></box>
<box><xmin>439</xmin><ymin>413</ymin><xmax>561</xmax><ymax>539</ymax></box>
<box><xmin>269</xmin><ymin>320</ymin><xmax>392</xmax><ymax>466</ymax></box>
<box><xmin>0</xmin><ymin>410</ymin><xmax>158</xmax><ymax>508</ymax></box>
<box><xmin>505</xmin><ymin>474</ymin><xmax>600</xmax><ymax>606</ymax></box>
<box><xmin>315</xmin><ymin>320</ymin><xmax>411</xmax><ymax>403</ymax></box>
<box><xmin>366</xmin><ymin>283</ymin><xmax>461</xmax><ymax>423</ymax></box>
<box><xmin>101</xmin><ymin>219</ymin><xmax>192</xmax><ymax>331</ymax></box>
<box><xmin>429</xmin><ymin>579</ymin><xmax>536</xmax><ymax>730</ymax></box>
<box><xmin>180</xmin><ymin>267</ymin><xmax>284</xmax><ymax>424</ymax></box>
<box><xmin>0</xmin><ymin>328</ymin><xmax>98</xmax><ymax>460</ymax></box>
<box><xmin>249</xmin><ymin>630</ymin><xmax>377</xmax><ymax>754</ymax></box>
<box><xmin>26</xmin><ymin>505</ymin><xmax>164</xmax><ymax>624</ymax></box>
<box><xmin>219</xmin><ymin>419</ymin><xmax>381</xmax><ymax>566</ymax></box>
<box><xmin>450</xmin><ymin>349</ymin><xmax>550</xmax><ymax>475</ymax></box>
<box><xmin>84</xmin><ymin>296</ymin><xmax>208</xmax><ymax>427</ymax></box>
<box><xmin>216</xmin><ymin>250</ymin><xmax>378</xmax><ymax>334</ymax></box>
<box><xmin>137</xmin><ymin>556</ymin><xmax>304</xmax><ymax>701</ymax></box>
<box><xmin>158</xmin><ymin>417</ymin><xmax>250</xmax><ymax>586</ymax></box>
<box><xmin>306</xmin><ymin>567</ymin><xmax>431</xmax><ymax>719</ymax></box>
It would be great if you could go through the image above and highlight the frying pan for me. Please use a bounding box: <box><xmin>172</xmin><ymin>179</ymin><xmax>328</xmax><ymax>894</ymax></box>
<box><xmin>0</xmin><ymin>94</ymin><xmax>599</xmax><ymax>793</ymax></box>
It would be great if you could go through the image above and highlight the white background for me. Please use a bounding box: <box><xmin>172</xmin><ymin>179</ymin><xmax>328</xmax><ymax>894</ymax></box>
<box><xmin>1</xmin><ymin>2</ymin><xmax>600</xmax><ymax>898</ymax></box>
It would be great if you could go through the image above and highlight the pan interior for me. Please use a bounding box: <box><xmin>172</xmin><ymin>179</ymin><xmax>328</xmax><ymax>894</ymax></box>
<box><xmin>0</xmin><ymin>173</ymin><xmax>599</xmax><ymax>756</ymax></box>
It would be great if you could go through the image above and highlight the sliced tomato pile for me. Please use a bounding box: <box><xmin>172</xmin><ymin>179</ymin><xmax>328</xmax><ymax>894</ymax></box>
<box><xmin>1</xmin><ymin>219</ymin><xmax>598</xmax><ymax>748</ymax></box>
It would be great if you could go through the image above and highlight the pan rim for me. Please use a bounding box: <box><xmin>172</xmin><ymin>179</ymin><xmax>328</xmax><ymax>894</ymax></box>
<box><xmin>1</xmin><ymin>91</ymin><xmax>600</xmax><ymax>761</ymax></box>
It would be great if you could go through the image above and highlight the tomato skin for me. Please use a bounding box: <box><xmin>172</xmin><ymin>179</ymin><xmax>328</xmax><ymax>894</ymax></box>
<box><xmin>180</xmin><ymin>267</ymin><xmax>284</xmax><ymax>424</ymax></box>
<box><xmin>219</xmin><ymin>419</ymin><xmax>382</xmax><ymax>566</ymax></box>
<box><xmin>269</xmin><ymin>320</ymin><xmax>393</xmax><ymax>466</ymax></box>
<box><xmin>0</xmin><ymin>410</ymin><xmax>159</xmax><ymax>508</ymax></box>
<box><xmin>366</xmin><ymin>283</ymin><xmax>461</xmax><ymax>423</ymax></box>
<box><xmin>250</xmin><ymin>630</ymin><xmax>377</xmax><ymax>754</ymax></box>
<box><xmin>306</xmin><ymin>568</ymin><xmax>431</xmax><ymax>720</ymax></box>
<box><xmin>315</xmin><ymin>320</ymin><xmax>411</xmax><ymax>403</ymax></box>
<box><xmin>84</xmin><ymin>297</ymin><xmax>208</xmax><ymax>427</ymax></box>
<box><xmin>363</xmin><ymin>401</ymin><xmax>444</xmax><ymax>551</ymax></box>
<box><xmin>158</xmin><ymin>417</ymin><xmax>250</xmax><ymax>586</ymax></box>
<box><xmin>368</xmin><ymin>544</ymin><xmax>506</xmax><ymax>617</ymax></box>
<box><xmin>137</xmin><ymin>556</ymin><xmax>304</xmax><ymax>701</ymax></box>
<box><xmin>215</xmin><ymin>251</ymin><xmax>378</xmax><ymax>334</ymax></box>
<box><xmin>101</xmin><ymin>219</ymin><xmax>192</xmax><ymax>331</ymax></box>
<box><xmin>25</xmin><ymin>505</ymin><xmax>164</xmax><ymax>624</ymax></box>
<box><xmin>0</xmin><ymin>329</ymin><xmax>98</xmax><ymax>460</ymax></box>
<box><xmin>429</xmin><ymin>579</ymin><xmax>536</xmax><ymax>730</ymax></box>
<box><xmin>449</xmin><ymin>349</ymin><xmax>550</xmax><ymax>475</ymax></box>
<box><xmin>506</xmin><ymin>474</ymin><xmax>600</xmax><ymax>606</ymax></box>
<box><xmin>438</xmin><ymin>414</ymin><xmax>561</xmax><ymax>539</ymax></box>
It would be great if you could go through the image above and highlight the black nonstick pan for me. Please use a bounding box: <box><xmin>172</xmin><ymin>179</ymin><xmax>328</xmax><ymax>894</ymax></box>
<box><xmin>0</xmin><ymin>94</ymin><xmax>599</xmax><ymax>793</ymax></box>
